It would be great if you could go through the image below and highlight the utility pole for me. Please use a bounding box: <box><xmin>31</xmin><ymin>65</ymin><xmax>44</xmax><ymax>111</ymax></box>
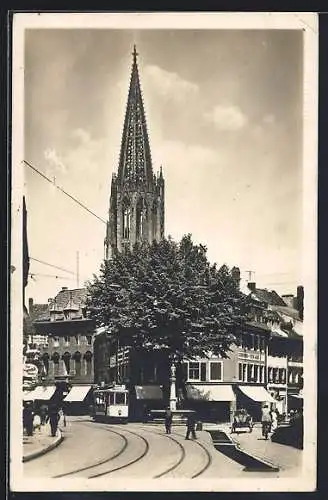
<box><xmin>76</xmin><ymin>251</ymin><xmax>80</xmax><ymax>288</ymax></box>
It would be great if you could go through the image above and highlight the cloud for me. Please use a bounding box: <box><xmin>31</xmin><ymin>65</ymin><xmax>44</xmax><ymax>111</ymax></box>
<box><xmin>44</xmin><ymin>148</ymin><xmax>67</xmax><ymax>174</ymax></box>
<box><xmin>71</xmin><ymin>128</ymin><xmax>91</xmax><ymax>144</ymax></box>
<box><xmin>204</xmin><ymin>104</ymin><xmax>248</xmax><ymax>131</ymax></box>
<box><xmin>143</xmin><ymin>65</ymin><xmax>198</xmax><ymax>101</ymax></box>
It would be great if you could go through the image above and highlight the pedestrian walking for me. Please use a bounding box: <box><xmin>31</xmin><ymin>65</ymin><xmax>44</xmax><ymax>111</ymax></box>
<box><xmin>23</xmin><ymin>402</ymin><xmax>34</xmax><ymax>436</ymax></box>
<box><xmin>271</xmin><ymin>408</ymin><xmax>278</xmax><ymax>433</ymax></box>
<box><xmin>261</xmin><ymin>404</ymin><xmax>272</xmax><ymax>439</ymax></box>
<box><xmin>185</xmin><ymin>412</ymin><xmax>197</xmax><ymax>440</ymax></box>
<box><xmin>59</xmin><ymin>407</ymin><xmax>67</xmax><ymax>427</ymax></box>
<box><xmin>47</xmin><ymin>404</ymin><xmax>59</xmax><ymax>437</ymax></box>
<box><xmin>39</xmin><ymin>404</ymin><xmax>48</xmax><ymax>425</ymax></box>
<box><xmin>164</xmin><ymin>407</ymin><xmax>173</xmax><ymax>434</ymax></box>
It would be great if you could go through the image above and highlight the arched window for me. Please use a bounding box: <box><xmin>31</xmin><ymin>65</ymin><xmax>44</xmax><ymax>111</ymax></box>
<box><xmin>73</xmin><ymin>351</ymin><xmax>82</xmax><ymax>376</ymax></box>
<box><xmin>122</xmin><ymin>199</ymin><xmax>131</xmax><ymax>240</ymax></box>
<box><xmin>62</xmin><ymin>352</ymin><xmax>71</xmax><ymax>376</ymax></box>
<box><xmin>152</xmin><ymin>202</ymin><xmax>157</xmax><ymax>239</ymax></box>
<box><xmin>52</xmin><ymin>352</ymin><xmax>60</xmax><ymax>376</ymax></box>
<box><xmin>84</xmin><ymin>351</ymin><xmax>93</xmax><ymax>376</ymax></box>
<box><xmin>136</xmin><ymin>198</ymin><xmax>147</xmax><ymax>239</ymax></box>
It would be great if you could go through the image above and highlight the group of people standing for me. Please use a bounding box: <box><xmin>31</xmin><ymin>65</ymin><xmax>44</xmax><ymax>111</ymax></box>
<box><xmin>23</xmin><ymin>401</ymin><xmax>66</xmax><ymax>437</ymax></box>
<box><xmin>164</xmin><ymin>408</ymin><xmax>198</xmax><ymax>440</ymax></box>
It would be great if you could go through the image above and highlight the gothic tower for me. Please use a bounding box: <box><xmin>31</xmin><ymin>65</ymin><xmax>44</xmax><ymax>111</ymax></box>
<box><xmin>104</xmin><ymin>46</ymin><xmax>165</xmax><ymax>260</ymax></box>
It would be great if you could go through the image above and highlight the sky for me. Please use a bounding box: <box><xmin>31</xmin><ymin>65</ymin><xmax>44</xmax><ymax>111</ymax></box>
<box><xmin>23</xmin><ymin>28</ymin><xmax>303</xmax><ymax>303</ymax></box>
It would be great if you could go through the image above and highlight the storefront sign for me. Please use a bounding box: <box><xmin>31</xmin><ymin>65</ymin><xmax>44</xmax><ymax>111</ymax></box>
<box><xmin>23</xmin><ymin>363</ymin><xmax>38</xmax><ymax>378</ymax></box>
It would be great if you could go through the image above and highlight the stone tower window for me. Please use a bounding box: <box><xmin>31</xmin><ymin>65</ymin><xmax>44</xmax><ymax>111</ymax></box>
<box><xmin>136</xmin><ymin>198</ymin><xmax>146</xmax><ymax>239</ymax></box>
<box><xmin>123</xmin><ymin>205</ymin><xmax>131</xmax><ymax>240</ymax></box>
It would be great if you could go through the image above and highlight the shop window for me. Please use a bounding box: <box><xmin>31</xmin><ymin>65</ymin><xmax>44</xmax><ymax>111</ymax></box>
<box><xmin>75</xmin><ymin>335</ymin><xmax>80</xmax><ymax>345</ymax></box>
<box><xmin>254</xmin><ymin>364</ymin><xmax>259</xmax><ymax>382</ymax></box>
<box><xmin>64</xmin><ymin>336</ymin><xmax>70</xmax><ymax>346</ymax></box>
<box><xmin>279</xmin><ymin>368</ymin><xmax>286</xmax><ymax>384</ymax></box>
<box><xmin>268</xmin><ymin>367</ymin><xmax>273</xmax><ymax>383</ymax></box>
<box><xmin>273</xmin><ymin>368</ymin><xmax>279</xmax><ymax>384</ymax></box>
<box><xmin>209</xmin><ymin>361</ymin><xmax>222</xmax><ymax>381</ymax></box>
<box><xmin>86</xmin><ymin>335</ymin><xmax>92</xmax><ymax>346</ymax></box>
<box><xmin>53</xmin><ymin>336</ymin><xmax>60</xmax><ymax>347</ymax></box>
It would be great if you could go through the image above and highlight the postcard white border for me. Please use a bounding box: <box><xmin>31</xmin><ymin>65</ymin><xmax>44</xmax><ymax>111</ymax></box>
<box><xmin>10</xmin><ymin>11</ymin><xmax>318</xmax><ymax>492</ymax></box>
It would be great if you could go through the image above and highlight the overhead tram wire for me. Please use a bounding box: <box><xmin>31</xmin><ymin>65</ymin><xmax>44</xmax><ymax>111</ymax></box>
<box><xmin>23</xmin><ymin>159</ymin><xmax>107</xmax><ymax>225</ymax></box>
<box><xmin>30</xmin><ymin>257</ymin><xmax>76</xmax><ymax>275</ymax></box>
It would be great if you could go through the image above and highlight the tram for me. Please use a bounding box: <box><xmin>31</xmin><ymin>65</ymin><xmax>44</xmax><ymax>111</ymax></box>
<box><xmin>92</xmin><ymin>384</ymin><xmax>129</xmax><ymax>423</ymax></box>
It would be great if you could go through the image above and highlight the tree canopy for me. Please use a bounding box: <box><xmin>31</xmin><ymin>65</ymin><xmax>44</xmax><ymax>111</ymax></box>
<box><xmin>87</xmin><ymin>235</ymin><xmax>248</xmax><ymax>360</ymax></box>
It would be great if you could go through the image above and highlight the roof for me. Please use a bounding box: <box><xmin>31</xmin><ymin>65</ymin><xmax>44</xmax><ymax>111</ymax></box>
<box><xmin>53</xmin><ymin>288</ymin><xmax>88</xmax><ymax>310</ymax></box>
<box><xmin>117</xmin><ymin>46</ymin><xmax>154</xmax><ymax>185</ymax></box>
<box><xmin>24</xmin><ymin>303</ymin><xmax>50</xmax><ymax>331</ymax></box>
<box><xmin>269</xmin><ymin>305</ymin><xmax>301</xmax><ymax>321</ymax></box>
<box><xmin>34</xmin><ymin>288</ymin><xmax>88</xmax><ymax>322</ymax></box>
<box><xmin>252</xmin><ymin>288</ymin><xmax>286</xmax><ymax>307</ymax></box>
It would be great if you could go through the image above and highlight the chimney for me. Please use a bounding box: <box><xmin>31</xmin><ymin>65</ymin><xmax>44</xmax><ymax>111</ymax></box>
<box><xmin>247</xmin><ymin>282</ymin><xmax>256</xmax><ymax>292</ymax></box>
<box><xmin>296</xmin><ymin>285</ymin><xmax>304</xmax><ymax>320</ymax></box>
<box><xmin>231</xmin><ymin>267</ymin><xmax>241</xmax><ymax>287</ymax></box>
<box><xmin>28</xmin><ymin>298</ymin><xmax>33</xmax><ymax>314</ymax></box>
<box><xmin>282</xmin><ymin>294</ymin><xmax>294</xmax><ymax>308</ymax></box>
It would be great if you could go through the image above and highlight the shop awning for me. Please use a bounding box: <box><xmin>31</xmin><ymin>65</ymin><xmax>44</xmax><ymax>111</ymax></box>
<box><xmin>289</xmin><ymin>394</ymin><xmax>303</xmax><ymax>400</ymax></box>
<box><xmin>135</xmin><ymin>385</ymin><xmax>163</xmax><ymax>400</ymax></box>
<box><xmin>238</xmin><ymin>385</ymin><xmax>276</xmax><ymax>403</ymax></box>
<box><xmin>64</xmin><ymin>385</ymin><xmax>92</xmax><ymax>402</ymax></box>
<box><xmin>186</xmin><ymin>384</ymin><xmax>235</xmax><ymax>402</ymax></box>
<box><xmin>24</xmin><ymin>385</ymin><xmax>57</xmax><ymax>401</ymax></box>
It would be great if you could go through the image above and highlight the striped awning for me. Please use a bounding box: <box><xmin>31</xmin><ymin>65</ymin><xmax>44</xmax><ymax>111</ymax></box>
<box><xmin>23</xmin><ymin>385</ymin><xmax>56</xmax><ymax>401</ymax></box>
<box><xmin>64</xmin><ymin>385</ymin><xmax>92</xmax><ymax>402</ymax></box>
<box><xmin>238</xmin><ymin>385</ymin><xmax>276</xmax><ymax>403</ymax></box>
<box><xmin>186</xmin><ymin>384</ymin><xmax>235</xmax><ymax>401</ymax></box>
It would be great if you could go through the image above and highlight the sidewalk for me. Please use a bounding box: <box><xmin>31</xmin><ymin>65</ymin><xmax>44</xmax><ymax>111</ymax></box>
<box><xmin>23</xmin><ymin>424</ymin><xmax>64</xmax><ymax>462</ymax></box>
<box><xmin>219</xmin><ymin>423</ymin><xmax>303</xmax><ymax>474</ymax></box>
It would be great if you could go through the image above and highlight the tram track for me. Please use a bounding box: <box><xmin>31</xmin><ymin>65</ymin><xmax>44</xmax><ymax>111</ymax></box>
<box><xmin>53</xmin><ymin>419</ymin><xmax>212</xmax><ymax>479</ymax></box>
<box><xmin>138</xmin><ymin>426</ymin><xmax>212</xmax><ymax>478</ymax></box>
<box><xmin>52</xmin><ymin>423</ymin><xmax>129</xmax><ymax>478</ymax></box>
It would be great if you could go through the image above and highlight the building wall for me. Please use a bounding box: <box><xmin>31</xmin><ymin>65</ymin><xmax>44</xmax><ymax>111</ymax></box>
<box><xmin>36</xmin><ymin>320</ymin><xmax>95</xmax><ymax>385</ymax></box>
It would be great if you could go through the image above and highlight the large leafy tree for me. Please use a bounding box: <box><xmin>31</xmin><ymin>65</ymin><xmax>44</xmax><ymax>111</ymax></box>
<box><xmin>87</xmin><ymin>235</ymin><xmax>248</xmax><ymax>363</ymax></box>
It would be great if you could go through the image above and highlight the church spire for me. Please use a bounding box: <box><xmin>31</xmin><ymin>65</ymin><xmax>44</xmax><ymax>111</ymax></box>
<box><xmin>117</xmin><ymin>45</ymin><xmax>153</xmax><ymax>187</ymax></box>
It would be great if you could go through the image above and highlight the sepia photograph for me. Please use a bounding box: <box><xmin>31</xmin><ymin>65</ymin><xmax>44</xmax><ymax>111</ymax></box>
<box><xmin>10</xmin><ymin>12</ymin><xmax>317</xmax><ymax>492</ymax></box>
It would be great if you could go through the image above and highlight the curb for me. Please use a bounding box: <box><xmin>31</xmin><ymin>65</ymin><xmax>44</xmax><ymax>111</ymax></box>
<box><xmin>23</xmin><ymin>429</ymin><xmax>64</xmax><ymax>463</ymax></box>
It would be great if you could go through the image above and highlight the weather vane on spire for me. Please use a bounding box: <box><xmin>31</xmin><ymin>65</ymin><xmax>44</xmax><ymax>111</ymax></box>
<box><xmin>132</xmin><ymin>44</ymin><xmax>139</xmax><ymax>62</ymax></box>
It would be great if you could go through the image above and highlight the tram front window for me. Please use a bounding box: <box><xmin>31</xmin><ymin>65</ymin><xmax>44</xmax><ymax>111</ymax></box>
<box><xmin>115</xmin><ymin>392</ymin><xmax>126</xmax><ymax>405</ymax></box>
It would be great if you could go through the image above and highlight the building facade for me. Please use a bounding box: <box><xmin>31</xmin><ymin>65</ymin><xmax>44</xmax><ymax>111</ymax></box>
<box><xmin>93</xmin><ymin>279</ymin><xmax>303</xmax><ymax>422</ymax></box>
<box><xmin>34</xmin><ymin>287</ymin><xmax>96</xmax><ymax>392</ymax></box>
<box><xmin>104</xmin><ymin>46</ymin><xmax>165</xmax><ymax>260</ymax></box>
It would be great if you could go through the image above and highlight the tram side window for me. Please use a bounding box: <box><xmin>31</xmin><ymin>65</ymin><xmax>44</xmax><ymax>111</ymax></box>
<box><xmin>109</xmin><ymin>393</ymin><xmax>115</xmax><ymax>405</ymax></box>
<box><xmin>115</xmin><ymin>392</ymin><xmax>126</xmax><ymax>405</ymax></box>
